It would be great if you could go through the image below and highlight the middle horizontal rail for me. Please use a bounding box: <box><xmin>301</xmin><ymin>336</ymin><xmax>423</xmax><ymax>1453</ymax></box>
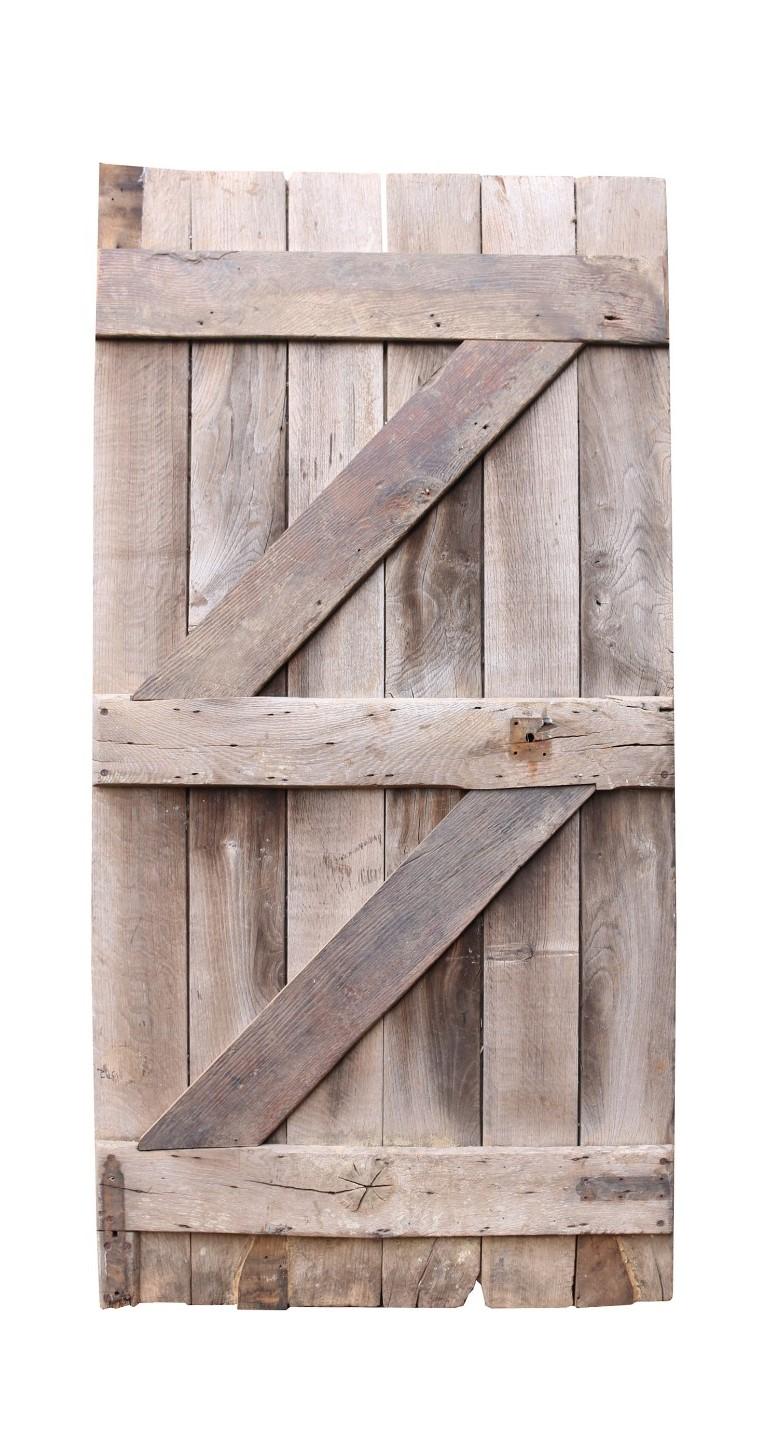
<box><xmin>94</xmin><ymin>694</ymin><xmax>674</xmax><ymax>790</ymax></box>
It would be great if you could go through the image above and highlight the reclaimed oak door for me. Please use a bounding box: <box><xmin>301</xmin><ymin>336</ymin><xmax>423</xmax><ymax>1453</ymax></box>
<box><xmin>94</xmin><ymin>168</ymin><xmax>674</xmax><ymax>1309</ymax></box>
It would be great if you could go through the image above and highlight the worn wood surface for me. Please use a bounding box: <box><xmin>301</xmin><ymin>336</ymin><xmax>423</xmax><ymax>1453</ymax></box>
<box><xmin>480</xmin><ymin>176</ymin><xmax>582</xmax><ymax>1308</ymax></box>
<box><xmin>187</xmin><ymin>171</ymin><xmax>288</xmax><ymax>1308</ymax></box>
<box><xmin>97</xmin><ymin>248</ymin><xmax>667</xmax><ymax>342</ymax></box>
<box><xmin>575</xmin><ymin>176</ymin><xmax>675</xmax><ymax>1306</ymax></box>
<box><xmin>141</xmin><ymin>785</ymin><xmax>592</xmax><ymax>1152</ymax></box>
<box><xmin>237</xmin><ymin>1236</ymin><xmax>289</xmax><ymax>1310</ymax></box>
<box><xmin>93</xmin><ymin>168</ymin><xmax>191</xmax><ymax>1305</ymax></box>
<box><xmin>381</xmin><ymin>172</ymin><xmax>482</xmax><ymax>1309</ymax></box>
<box><xmin>284</xmin><ymin>173</ymin><xmax>385</xmax><ymax>1307</ymax></box>
<box><xmin>98</xmin><ymin>1142</ymin><xmax>673</xmax><ymax>1237</ymax></box>
<box><xmin>93</xmin><ymin>170</ymin><xmax>675</xmax><ymax>1309</ymax></box>
<box><xmin>98</xmin><ymin>164</ymin><xmax>144</xmax><ymax>250</ymax></box>
<box><xmin>94</xmin><ymin>693</ymin><xmax>674</xmax><ymax>789</ymax></box>
<box><xmin>134</xmin><ymin>338</ymin><xmax>579</xmax><ymax>700</ymax></box>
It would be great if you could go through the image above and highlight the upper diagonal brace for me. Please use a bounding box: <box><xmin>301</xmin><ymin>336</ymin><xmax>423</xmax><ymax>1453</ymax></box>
<box><xmin>139</xmin><ymin>783</ymin><xmax>593</xmax><ymax>1151</ymax></box>
<box><xmin>135</xmin><ymin>340</ymin><xmax>579</xmax><ymax>700</ymax></box>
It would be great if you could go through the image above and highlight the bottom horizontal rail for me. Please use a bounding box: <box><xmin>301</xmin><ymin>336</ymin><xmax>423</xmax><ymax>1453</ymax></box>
<box><xmin>97</xmin><ymin>1142</ymin><xmax>673</xmax><ymax>1238</ymax></box>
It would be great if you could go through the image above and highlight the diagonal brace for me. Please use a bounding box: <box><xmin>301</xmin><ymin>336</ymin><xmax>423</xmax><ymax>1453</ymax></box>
<box><xmin>134</xmin><ymin>339</ymin><xmax>580</xmax><ymax>700</ymax></box>
<box><xmin>140</xmin><ymin>784</ymin><xmax>593</xmax><ymax>1151</ymax></box>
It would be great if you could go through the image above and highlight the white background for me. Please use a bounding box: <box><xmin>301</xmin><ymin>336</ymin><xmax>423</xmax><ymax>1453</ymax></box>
<box><xmin>3</xmin><ymin>2</ymin><xmax>767</xmax><ymax>1447</ymax></box>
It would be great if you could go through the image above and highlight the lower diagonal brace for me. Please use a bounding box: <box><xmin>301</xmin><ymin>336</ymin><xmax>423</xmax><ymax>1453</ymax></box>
<box><xmin>140</xmin><ymin>784</ymin><xmax>593</xmax><ymax>1151</ymax></box>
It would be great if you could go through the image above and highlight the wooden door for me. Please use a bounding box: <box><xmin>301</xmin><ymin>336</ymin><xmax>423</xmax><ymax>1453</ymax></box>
<box><xmin>94</xmin><ymin>168</ymin><xmax>674</xmax><ymax>1309</ymax></box>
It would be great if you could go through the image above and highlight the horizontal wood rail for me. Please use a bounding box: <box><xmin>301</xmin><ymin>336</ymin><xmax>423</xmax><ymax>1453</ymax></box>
<box><xmin>94</xmin><ymin>694</ymin><xmax>674</xmax><ymax>790</ymax></box>
<box><xmin>134</xmin><ymin>339</ymin><xmax>579</xmax><ymax>700</ymax></box>
<box><xmin>99</xmin><ymin>1142</ymin><xmax>673</xmax><ymax>1237</ymax></box>
<box><xmin>140</xmin><ymin>785</ymin><xmax>592</xmax><ymax>1150</ymax></box>
<box><xmin>97</xmin><ymin>249</ymin><xmax>667</xmax><ymax>343</ymax></box>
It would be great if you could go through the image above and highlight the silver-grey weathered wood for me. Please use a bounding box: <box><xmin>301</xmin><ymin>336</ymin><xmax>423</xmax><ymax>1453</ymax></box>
<box><xmin>575</xmin><ymin>175</ymin><xmax>675</xmax><ymax>1307</ymax></box>
<box><xmin>98</xmin><ymin>1141</ymin><xmax>673</xmax><ymax>1237</ymax></box>
<box><xmin>140</xmin><ymin>785</ymin><xmax>592</xmax><ymax>1152</ymax></box>
<box><xmin>481</xmin><ymin>175</ymin><xmax>582</xmax><ymax>1308</ymax></box>
<box><xmin>97</xmin><ymin>248</ymin><xmax>668</xmax><ymax>342</ymax></box>
<box><xmin>93</xmin><ymin>167</ymin><xmax>192</xmax><ymax>1306</ymax></box>
<box><xmin>381</xmin><ymin>170</ymin><xmax>482</xmax><ymax>1308</ymax></box>
<box><xmin>284</xmin><ymin>172</ymin><xmax>385</xmax><ymax>1308</ymax></box>
<box><xmin>134</xmin><ymin>338</ymin><xmax>579</xmax><ymax>701</ymax></box>
<box><xmin>187</xmin><ymin>170</ymin><xmax>289</xmax><ymax>1308</ymax></box>
<box><xmin>94</xmin><ymin>693</ymin><xmax>673</xmax><ymax>789</ymax></box>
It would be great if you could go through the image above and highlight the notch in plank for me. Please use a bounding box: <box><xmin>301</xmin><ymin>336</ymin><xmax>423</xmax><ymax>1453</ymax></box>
<box><xmin>140</xmin><ymin>784</ymin><xmax>593</xmax><ymax>1151</ymax></box>
<box><xmin>135</xmin><ymin>339</ymin><xmax>580</xmax><ymax>700</ymax></box>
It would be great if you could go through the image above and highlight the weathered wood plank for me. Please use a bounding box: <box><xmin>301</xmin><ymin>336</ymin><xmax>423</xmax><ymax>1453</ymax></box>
<box><xmin>93</xmin><ymin>167</ymin><xmax>191</xmax><ymax>1306</ymax></box>
<box><xmin>98</xmin><ymin>164</ymin><xmax>144</xmax><ymax>249</ymax></box>
<box><xmin>189</xmin><ymin>176</ymin><xmax>287</xmax><ymax>625</ymax></box>
<box><xmin>382</xmin><ymin>171</ymin><xmax>482</xmax><ymax>1310</ymax></box>
<box><xmin>98</xmin><ymin>1142</ymin><xmax>673</xmax><ymax>1238</ymax></box>
<box><xmin>481</xmin><ymin>176</ymin><xmax>581</xmax><ymax>1308</ymax></box>
<box><xmin>575</xmin><ymin>1230</ymin><xmax>673</xmax><ymax>1305</ymax></box>
<box><xmin>187</xmin><ymin>171</ymin><xmax>288</xmax><ymax>1307</ymax></box>
<box><xmin>140</xmin><ymin>785</ymin><xmax>592</xmax><ymax>1152</ymax></box>
<box><xmin>94</xmin><ymin>694</ymin><xmax>674</xmax><ymax>790</ymax></box>
<box><xmin>284</xmin><ymin>173</ymin><xmax>384</xmax><ymax>1308</ymax></box>
<box><xmin>576</xmin><ymin>176</ymin><xmax>675</xmax><ymax>1306</ymax></box>
<box><xmin>97</xmin><ymin>248</ymin><xmax>668</xmax><ymax>342</ymax></box>
<box><xmin>237</xmin><ymin>1237</ymin><xmax>289</xmax><ymax>1310</ymax></box>
<box><xmin>134</xmin><ymin>338</ymin><xmax>580</xmax><ymax>700</ymax></box>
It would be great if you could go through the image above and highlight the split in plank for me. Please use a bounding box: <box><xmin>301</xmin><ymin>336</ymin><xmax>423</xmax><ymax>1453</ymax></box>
<box><xmin>99</xmin><ymin>1141</ymin><xmax>673</xmax><ymax>1238</ymax></box>
<box><xmin>97</xmin><ymin>249</ymin><xmax>667</xmax><ymax>343</ymax></box>
<box><xmin>134</xmin><ymin>339</ymin><xmax>581</xmax><ymax>699</ymax></box>
<box><xmin>140</xmin><ymin>784</ymin><xmax>593</xmax><ymax>1150</ymax></box>
<box><xmin>95</xmin><ymin>694</ymin><xmax>674</xmax><ymax>790</ymax></box>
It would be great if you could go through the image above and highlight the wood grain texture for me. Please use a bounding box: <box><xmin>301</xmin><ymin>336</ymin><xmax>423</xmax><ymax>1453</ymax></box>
<box><xmin>93</xmin><ymin>166</ymin><xmax>191</xmax><ymax>1305</ymax></box>
<box><xmin>284</xmin><ymin>172</ymin><xmax>384</xmax><ymax>1307</ymax></box>
<box><xmin>382</xmin><ymin>172</ymin><xmax>482</xmax><ymax>1309</ymax></box>
<box><xmin>574</xmin><ymin>1233</ymin><xmax>673</xmax><ymax>1306</ymax></box>
<box><xmin>481</xmin><ymin>176</ymin><xmax>581</xmax><ymax>1308</ymax></box>
<box><xmin>140</xmin><ymin>785</ymin><xmax>592</xmax><ymax>1152</ymax></box>
<box><xmin>97</xmin><ymin>248</ymin><xmax>668</xmax><ymax>342</ymax></box>
<box><xmin>94</xmin><ymin>693</ymin><xmax>674</xmax><ymax>789</ymax></box>
<box><xmin>237</xmin><ymin>1236</ymin><xmax>289</xmax><ymax>1310</ymax></box>
<box><xmin>98</xmin><ymin>1141</ymin><xmax>673</xmax><ymax>1237</ymax></box>
<box><xmin>92</xmin><ymin>169</ymin><xmax>676</xmax><ymax>1312</ymax></box>
<box><xmin>134</xmin><ymin>337</ymin><xmax>580</xmax><ymax>700</ymax></box>
<box><xmin>189</xmin><ymin>175</ymin><xmax>287</xmax><ymax>625</ymax></box>
<box><xmin>187</xmin><ymin>171</ymin><xmax>288</xmax><ymax>1308</ymax></box>
<box><xmin>98</xmin><ymin>164</ymin><xmax>144</xmax><ymax>249</ymax></box>
<box><xmin>576</xmin><ymin>176</ymin><xmax>675</xmax><ymax>1306</ymax></box>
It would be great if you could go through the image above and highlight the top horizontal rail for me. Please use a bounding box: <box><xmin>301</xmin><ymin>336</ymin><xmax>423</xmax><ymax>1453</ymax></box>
<box><xmin>96</xmin><ymin>249</ymin><xmax>668</xmax><ymax>343</ymax></box>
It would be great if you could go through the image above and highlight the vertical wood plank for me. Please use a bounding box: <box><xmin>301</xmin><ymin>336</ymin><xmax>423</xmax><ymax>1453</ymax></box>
<box><xmin>480</xmin><ymin>176</ymin><xmax>581</xmax><ymax>1307</ymax></box>
<box><xmin>93</xmin><ymin>167</ymin><xmax>191</xmax><ymax>1303</ymax></box>
<box><xmin>576</xmin><ymin>176</ymin><xmax>674</xmax><ymax>1305</ymax></box>
<box><xmin>382</xmin><ymin>173</ymin><xmax>481</xmax><ymax>1308</ymax></box>
<box><xmin>98</xmin><ymin>164</ymin><xmax>143</xmax><ymax>250</ymax></box>
<box><xmin>285</xmin><ymin>173</ymin><xmax>384</xmax><ymax>1307</ymax></box>
<box><xmin>187</xmin><ymin>172</ymin><xmax>288</xmax><ymax>1307</ymax></box>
